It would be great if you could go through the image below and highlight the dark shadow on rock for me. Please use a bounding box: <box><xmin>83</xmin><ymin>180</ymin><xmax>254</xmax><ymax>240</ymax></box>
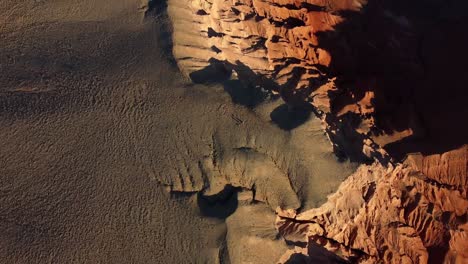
<box><xmin>223</xmin><ymin>80</ymin><xmax>269</xmax><ymax>108</ymax></box>
<box><xmin>189</xmin><ymin>58</ymin><xmax>280</xmax><ymax>107</ymax></box>
<box><xmin>270</xmin><ymin>103</ymin><xmax>312</xmax><ymax>131</ymax></box>
<box><xmin>197</xmin><ymin>185</ymin><xmax>239</xmax><ymax>219</ymax></box>
<box><xmin>284</xmin><ymin>243</ymin><xmax>349</xmax><ymax>264</ymax></box>
<box><xmin>324</xmin><ymin>112</ymin><xmax>375</xmax><ymax>163</ymax></box>
<box><xmin>314</xmin><ymin>0</ymin><xmax>468</xmax><ymax>160</ymax></box>
<box><xmin>145</xmin><ymin>0</ymin><xmax>177</xmax><ymax>67</ymax></box>
<box><xmin>284</xmin><ymin>254</ymin><xmax>309</xmax><ymax>264</ymax></box>
<box><xmin>189</xmin><ymin>58</ymin><xmax>232</xmax><ymax>84</ymax></box>
<box><xmin>306</xmin><ymin>242</ymin><xmax>350</xmax><ymax>263</ymax></box>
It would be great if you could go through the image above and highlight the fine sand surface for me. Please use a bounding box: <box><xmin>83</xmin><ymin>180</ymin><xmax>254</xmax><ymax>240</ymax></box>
<box><xmin>0</xmin><ymin>1</ymin><xmax>355</xmax><ymax>263</ymax></box>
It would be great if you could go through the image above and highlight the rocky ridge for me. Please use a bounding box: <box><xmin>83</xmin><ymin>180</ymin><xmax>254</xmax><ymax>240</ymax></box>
<box><xmin>276</xmin><ymin>146</ymin><xmax>467</xmax><ymax>263</ymax></box>
<box><xmin>165</xmin><ymin>0</ymin><xmax>468</xmax><ymax>263</ymax></box>
<box><xmin>167</xmin><ymin>0</ymin><xmax>468</xmax><ymax>161</ymax></box>
<box><xmin>167</xmin><ymin>0</ymin><xmax>390</xmax><ymax>161</ymax></box>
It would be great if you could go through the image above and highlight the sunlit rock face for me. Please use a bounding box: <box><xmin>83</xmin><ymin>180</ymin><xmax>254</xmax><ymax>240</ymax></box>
<box><xmin>276</xmin><ymin>146</ymin><xmax>467</xmax><ymax>263</ymax></box>
<box><xmin>167</xmin><ymin>0</ymin><xmax>468</xmax><ymax>263</ymax></box>
<box><xmin>168</xmin><ymin>0</ymin><xmax>468</xmax><ymax>162</ymax></box>
<box><xmin>168</xmin><ymin>0</ymin><xmax>349</xmax><ymax>105</ymax></box>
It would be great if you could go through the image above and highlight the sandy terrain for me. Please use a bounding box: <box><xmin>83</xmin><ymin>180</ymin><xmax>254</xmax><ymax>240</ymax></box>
<box><xmin>0</xmin><ymin>1</ymin><xmax>356</xmax><ymax>263</ymax></box>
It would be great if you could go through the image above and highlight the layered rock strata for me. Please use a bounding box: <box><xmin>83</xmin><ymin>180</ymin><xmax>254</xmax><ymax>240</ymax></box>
<box><xmin>276</xmin><ymin>146</ymin><xmax>467</xmax><ymax>263</ymax></box>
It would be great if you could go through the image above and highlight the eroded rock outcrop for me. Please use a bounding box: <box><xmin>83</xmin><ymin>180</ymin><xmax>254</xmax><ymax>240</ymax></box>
<box><xmin>167</xmin><ymin>0</ymin><xmax>468</xmax><ymax>162</ymax></box>
<box><xmin>275</xmin><ymin>146</ymin><xmax>467</xmax><ymax>263</ymax></box>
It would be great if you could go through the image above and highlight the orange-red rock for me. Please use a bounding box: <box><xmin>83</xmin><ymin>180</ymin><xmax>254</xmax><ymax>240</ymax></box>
<box><xmin>276</xmin><ymin>146</ymin><xmax>467</xmax><ymax>263</ymax></box>
<box><xmin>168</xmin><ymin>0</ymin><xmax>468</xmax><ymax>162</ymax></box>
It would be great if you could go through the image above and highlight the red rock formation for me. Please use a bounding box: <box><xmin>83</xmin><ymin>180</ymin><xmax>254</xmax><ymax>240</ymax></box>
<box><xmin>276</xmin><ymin>146</ymin><xmax>467</xmax><ymax>263</ymax></box>
<box><xmin>168</xmin><ymin>0</ymin><xmax>468</xmax><ymax>162</ymax></box>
